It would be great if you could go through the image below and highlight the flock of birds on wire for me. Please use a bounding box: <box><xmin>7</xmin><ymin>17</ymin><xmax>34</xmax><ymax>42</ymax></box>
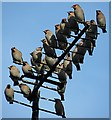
<box><xmin>4</xmin><ymin>4</ymin><xmax>107</xmax><ymax>118</ymax></box>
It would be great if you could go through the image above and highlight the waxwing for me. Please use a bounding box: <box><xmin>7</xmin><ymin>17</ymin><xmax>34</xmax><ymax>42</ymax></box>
<box><xmin>90</xmin><ymin>20</ymin><xmax>98</xmax><ymax>39</ymax></box>
<box><xmin>57</xmin><ymin>63</ymin><xmax>67</xmax><ymax>83</ymax></box>
<box><xmin>30</xmin><ymin>47</ymin><xmax>42</xmax><ymax>65</ymax></box>
<box><xmin>72</xmin><ymin>46</ymin><xmax>81</xmax><ymax>71</ymax></box>
<box><xmin>4</xmin><ymin>84</ymin><xmax>14</xmax><ymax>104</ymax></box>
<box><xmin>45</xmin><ymin>55</ymin><xmax>57</xmax><ymax>69</ymax></box>
<box><xmin>8</xmin><ymin>65</ymin><xmax>20</xmax><ymax>86</ymax></box>
<box><xmin>67</xmin><ymin>11</ymin><xmax>79</xmax><ymax>35</ymax></box>
<box><xmin>42</xmin><ymin>39</ymin><xmax>57</xmax><ymax>58</ymax></box>
<box><xmin>72</xmin><ymin>4</ymin><xmax>85</xmax><ymax>23</ymax></box>
<box><xmin>55</xmin><ymin>24</ymin><xmax>68</xmax><ymax>50</ymax></box>
<box><xmin>11</xmin><ymin>47</ymin><xmax>23</xmax><ymax>65</ymax></box>
<box><xmin>96</xmin><ymin>10</ymin><xmax>107</xmax><ymax>33</ymax></box>
<box><xmin>43</xmin><ymin>29</ymin><xmax>57</xmax><ymax>48</ymax></box>
<box><xmin>42</xmin><ymin>58</ymin><xmax>50</xmax><ymax>71</ymax></box>
<box><xmin>57</xmin><ymin>83</ymin><xmax>66</xmax><ymax>101</ymax></box>
<box><xmin>63</xmin><ymin>53</ymin><xmax>72</xmax><ymax>79</ymax></box>
<box><xmin>60</xmin><ymin>18</ymin><xmax>71</xmax><ymax>38</ymax></box>
<box><xmin>22</xmin><ymin>61</ymin><xmax>34</xmax><ymax>76</ymax></box>
<box><xmin>77</xmin><ymin>39</ymin><xmax>87</xmax><ymax>63</ymax></box>
<box><xmin>19</xmin><ymin>83</ymin><xmax>31</xmax><ymax>98</ymax></box>
<box><xmin>33</xmin><ymin>62</ymin><xmax>44</xmax><ymax>76</ymax></box>
<box><xmin>54</xmin><ymin>99</ymin><xmax>66</xmax><ymax>118</ymax></box>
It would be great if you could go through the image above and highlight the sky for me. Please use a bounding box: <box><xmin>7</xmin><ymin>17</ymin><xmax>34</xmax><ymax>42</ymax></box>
<box><xmin>1</xmin><ymin>1</ymin><xmax>109</xmax><ymax>119</ymax></box>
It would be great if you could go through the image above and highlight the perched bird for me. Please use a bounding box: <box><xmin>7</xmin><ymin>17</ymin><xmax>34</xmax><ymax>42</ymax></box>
<box><xmin>42</xmin><ymin>58</ymin><xmax>50</xmax><ymax>71</ymax></box>
<box><xmin>30</xmin><ymin>47</ymin><xmax>42</xmax><ymax>65</ymax></box>
<box><xmin>43</xmin><ymin>29</ymin><xmax>57</xmax><ymax>48</ymax></box>
<box><xmin>19</xmin><ymin>83</ymin><xmax>31</xmax><ymax>98</ymax></box>
<box><xmin>90</xmin><ymin>20</ymin><xmax>98</xmax><ymax>39</ymax></box>
<box><xmin>30</xmin><ymin>57</ymin><xmax>37</xmax><ymax>66</ymax></box>
<box><xmin>45</xmin><ymin>55</ymin><xmax>57</xmax><ymax>69</ymax></box>
<box><xmin>55</xmin><ymin>99</ymin><xmax>66</xmax><ymax>118</ymax></box>
<box><xmin>72</xmin><ymin>47</ymin><xmax>81</xmax><ymax>71</ymax></box>
<box><xmin>55</xmin><ymin>24</ymin><xmax>68</xmax><ymax>50</ymax></box>
<box><xmin>8</xmin><ymin>65</ymin><xmax>20</xmax><ymax>86</ymax></box>
<box><xmin>4</xmin><ymin>84</ymin><xmax>14</xmax><ymax>104</ymax></box>
<box><xmin>67</xmin><ymin>11</ymin><xmax>79</xmax><ymax>35</ymax></box>
<box><xmin>63</xmin><ymin>53</ymin><xmax>72</xmax><ymax>79</ymax></box>
<box><xmin>11</xmin><ymin>47</ymin><xmax>23</xmax><ymax>65</ymax></box>
<box><xmin>85</xmin><ymin>21</ymin><xmax>94</xmax><ymax>55</ymax></box>
<box><xmin>96</xmin><ymin>10</ymin><xmax>107</xmax><ymax>33</ymax></box>
<box><xmin>42</xmin><ymin>39</ymin><xmax>57</xmax><ymax>58</ymax></box>
<box><xmin>60</xmin><ymin>18</ymin><xmax>71</xmax><ymax>38</ymax></box>
<box><xmin>72</xmin><ymin>40</ymin><xmax>86</xmax><ymax>71</ymax></box>
<box><xmin>33</xmin><ymin>62</ymin><xmax>44</xmax><ymax>76</ymax></box>
<box><xmin>76</xmin><ymin>39</ymin><xmax>87</xmax><ymax>63</ymax></box>
<box><xmin>57</xmin><ymin>63</ymin><xmax>67</xmax><ymax>83</ymax></box>
<box><xmin>72</xmin><ymin>4</ymin><xmax>85</xmax><ymax>23</ymax></box>
<box><xmin>84</xmin><ymin>37</ymin><xmax>93</xmax><ymax>56</ymax></box>
<box><xmin>22</xmin><ymin>61</ymin><xmax>34</xmax><ymax>77</ymax></box>
<box><xmin>57</xmin><ymin>83</ymin><xmax>66</xmax><ymax>101</ymax></box>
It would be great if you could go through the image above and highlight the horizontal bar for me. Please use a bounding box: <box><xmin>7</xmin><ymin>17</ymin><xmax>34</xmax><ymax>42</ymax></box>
<box><xmin>40</xmin><ymin>96</ymin><xmax>55</xmax><ymax>102</ymax></box>
<box><xmin>13</xmin><ymin>100</ymin><xmax>32</xmax><ymax>108</ymax></box>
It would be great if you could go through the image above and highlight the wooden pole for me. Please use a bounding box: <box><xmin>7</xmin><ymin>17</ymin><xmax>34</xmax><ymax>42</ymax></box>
<box><xmin>32</xmin><ymin>90</ymin><xmax>40</xmax><ymax>120</ymax></box>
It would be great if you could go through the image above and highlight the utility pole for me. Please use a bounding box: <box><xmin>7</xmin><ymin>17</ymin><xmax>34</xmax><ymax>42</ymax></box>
<box><xmin>32</xmin><ymin>90</ymin><xmax>40</xmax><ymax>120</ymax></box>
<box><xmin>4</xmin><ymin>3</ymin><xmax>106</xmax><ymax>119</ymax></box>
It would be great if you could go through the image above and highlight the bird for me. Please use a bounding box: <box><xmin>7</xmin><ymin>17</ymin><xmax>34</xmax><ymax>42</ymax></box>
<box><xmin>19</xmin><ymin>83</ymin><xmax>31</xmax><ymax>98</ymax></box>
<box><xmin>30</xmin><ymin>47</ymin><xmax>42</xmax><ymax>65</ymax></box>
<box><xmin>30</xmin><ymin>57</ymin><xmax>37</xmax><ymax>66</ymax></box>
<box><xmin>77</xmin><ymin>39</ymin><xmax>87</xmax><ymax>63</ymax></box>
<box><xmin>60</xmin><ymin>18</ymin><xmax>71</xmax><ymax>38</ymax></box>
<box><xmin>67</xmin><ymin>11</ymin><xmax>79</xmax><ymax>35</ymax></box>
<box><xmin>54</xmin><ymin>99</ymin><xmax>66</xmax><ymax>118</ymax></box>
<box><xmin>72</xmin><ymin>46</ymin><xmax>81</xmax><ymax>71</ymax></box>
<box><xmin>85</xmin><ymin>20</ymin><xmax>98</xmax><ymax>50</ymax></box>
<box><xmin>22</xmin><ymin>61</ymin><xmax>34</xmax><ymax>77</ymax></box>
<box><xmin>11</xmin><ymin>47</ymin><xmax>23</xmax><ymax>65</ymax></box>
<box><xmin>57</xmin><ymin>83</ymin><xmax>66</xmax><ymax>101</ymax></box>
<box><xmin>63</xmin><ymin>53</ymin><xmax>72</xmax><ymax>79</ymax></box>
<box><xmin>8</xmin><ymin>65</ymin><xmax>20</xmax><ymax>86</ymax></box>
<box><xmin>84</xmin><ymin>21</ymin><xmax>94</xmax><ymax>55</ymax></box>
<box><xmin>55</xmin><ymin>24</ymin><xmax>68</xmax><ymax>50</ymax></box>
<box><xmin>43</xmin><ymin>29</ymin><xmax>57</xmax><ymax>48</ymax></box>
<box><xmin>72</xmin><ymin>4</ymin><xmax>85</xmax><ymax>24</ymax></box>
<box><xmin>42</xmin><ymin>58</ymin><xmax>50</xmax><ymax>71</ymax></box>
<box><xmin>57</xmin><ymin>63</ymin><xmax>67</xmax><ymax>83</ymax></box>
<box><xmin>96</xmin><ymin>10</ymin><xmax>107</xmax><ymax>33</ymax></box>
<box><xmin>33</xmin><ymin>61</ymin><xmax>44</xmax><ymax>76</ymax></box>
<box><xmin>84</xmin><ymin>37</ymin><xmax>93</xmax><ymax>56</ymax></box>
<box><xmin>4</xmin><ymin>84</ymin><xmax>14</xmax><ymax>104</ymax></box>
<box><xmin>90</xmin><ymin>20</ymin><xmax>98</xmax><ymax>39</ymax></box>
<box><xmin>42</xmin><ymin>39</ymin><xmax>57</xmax><ymax>58</ymax></box>
<box><xmin>45</xmin><ymin>55</ymin><xmax>57</xmax><ymax>69</ymax></box>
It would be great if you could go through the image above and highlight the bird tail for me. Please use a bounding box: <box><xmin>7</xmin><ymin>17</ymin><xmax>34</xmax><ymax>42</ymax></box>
<box><xmin>88</xmin><ymin>50</ymin><xmax>93</xmax><ymax>56</ymax></box>
<box><xmin>102</xmin><ymin>28</ymin><xmax>107</xmax><ymax>33</ymax></box>
<box><xmin>75</xmin><ymin>64</ymin><xmax>80</xmax><ymax>71</ymax></box>
<box><xmin>62</xmin><ymin>115</ymin><xmax>66</xmax><ymax>118</ymax></box>
<box><xmin>69</xmin><ymin>74</ymin><xmax>72</xmax><ymax>79</ymax></box>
